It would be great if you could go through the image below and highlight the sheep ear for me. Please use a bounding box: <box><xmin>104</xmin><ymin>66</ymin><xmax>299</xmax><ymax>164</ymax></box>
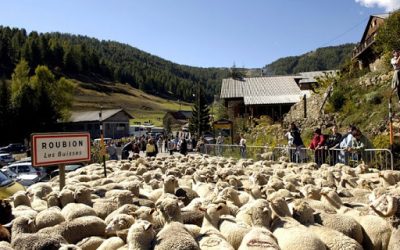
<box><xmin>144</xmin><ymin>223</ymin><xmax>152</xmax><ymax>231</ymax></box>
<box><xmin>28</xmin><ymin>219</ymin><xmax>34</xmax><ymax>225</ymax></box>
<box><xmin>149</xmin><ymin>208</ymin><xmax>155</xmax><ymax>215</ymax></box>
<box><xmin>217</xmin><ymin>204</ymin><xmax>224</xmax><ymax>211</ymax></box>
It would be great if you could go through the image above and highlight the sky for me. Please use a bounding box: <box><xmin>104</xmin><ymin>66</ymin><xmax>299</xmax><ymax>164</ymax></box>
<box><xmin>0</xmin><ymin>0</ymin><xmax>399</xmax><ymax>68</ymax></box>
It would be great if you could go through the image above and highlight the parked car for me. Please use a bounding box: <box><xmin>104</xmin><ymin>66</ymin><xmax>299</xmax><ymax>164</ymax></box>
<box><xmin>0</xmin><ymin>170</ymin><xmax>25</xmax><ymax>199</ymax></box>
<box><xmin>49</xmin><ymin>164</ymin><xmax>85</xmax><ymax>178</ymax></box>
<box><xmin>203</xmin><ymin>132</ymin><xmax>216</xmax><ymax>144</ymax></box>
<box><xmin>0</xmin><ymin>143</ymin><xmax>26</xmax><ymax>154</ymax></box>
<box><xmin>0</xmin><ymin>153</ymin><xmax>14</xmax><ymax>167</ymax></box>
<box><xmin>4</xmin><ymin>162</ymin><xmax>47</xmax><ymax>186</ymax></box>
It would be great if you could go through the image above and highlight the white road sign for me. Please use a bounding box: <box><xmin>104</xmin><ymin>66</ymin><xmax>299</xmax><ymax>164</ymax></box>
<box><xmin>31</xmin><ymin>133</ymin><xmax>91</xmax><ymax>166</ymax></box>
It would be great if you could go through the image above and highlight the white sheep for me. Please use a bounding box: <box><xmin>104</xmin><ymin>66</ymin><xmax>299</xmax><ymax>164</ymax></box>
<box><xmin>127</xmin><ymin>219</ymin><xmax>156</xmax><ymax>250</ymax></box>
<box><xmin>76</xmin><ymin>236</ymin><xmax>105</xmax><ymax>250</ymax></box>
<box><xmin>197</xmin><ymin>203</ymin><xmax>234</xmax><ymax>250</ymax></box>
<box><xmin>219</xmin><ymin>215</ymin><xmax>251</xmax><ymax>249</ymax></box>
<box><xmin>154</xmin><ymin>222</ymin><xmax>199</xmax><ymax>250</ymax></box>
<box><xmin>105</xmin><ymin>214</ymin><xmax>135</xmax><ymax>235</ymax></box>
<box><xmin>61</xmin><ymin>203</ymin><xmax>97</xmax><ymax>221</ymax></box>
<box><xmin>38</xmin><ymin>215</ymin><xmax>106</xmax><ymax>244</ymax></box>
<box><xmin>35</xmin><ymin>206</ymin><xmax>65</xmax><ymax>230</ymax></box>
<box><xmin>238</xmin><ymin>227</ymin><xmax>280</xmax><ymax>250</ymax></box>
<box><xmin>97</xmin><ymin>236</ymin><xmax>125</xmax><ymax>250</ymax></box>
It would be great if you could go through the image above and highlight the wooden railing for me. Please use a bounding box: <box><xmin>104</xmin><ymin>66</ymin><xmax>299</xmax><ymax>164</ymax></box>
<box><xmin>352</xmin><ymin>32</ymin><xmax>377</xmax><ymax>59</ymax></box>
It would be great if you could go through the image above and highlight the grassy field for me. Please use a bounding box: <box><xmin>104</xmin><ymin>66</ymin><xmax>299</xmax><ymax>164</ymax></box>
<box><xmin>71</xmin><ymin>80</ymin><xmax>192</xmax><ymax>127</ymax></box>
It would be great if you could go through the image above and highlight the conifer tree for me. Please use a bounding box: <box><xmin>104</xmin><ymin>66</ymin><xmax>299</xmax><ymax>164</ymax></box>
<box><xmin>189</xmin><ymin>84</ymin><xmax>211</xmax><ymax>137</ymax></box>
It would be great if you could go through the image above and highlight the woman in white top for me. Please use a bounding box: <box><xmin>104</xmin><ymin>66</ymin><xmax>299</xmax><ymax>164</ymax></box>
<box><xmin>239</xmin><ymin>133</ymin><xmax>247</xmax><ymax>159</ymax></box>
<box><xmin>391</xmin><ymin>50</ymin><xmax>400</xmax><ymax>103</ymax></box>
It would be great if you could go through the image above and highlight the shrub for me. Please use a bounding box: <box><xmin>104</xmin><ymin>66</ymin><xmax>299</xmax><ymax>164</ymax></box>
<box><xmin>365</xmin><ymin>91</ymin><xmax>383</xmax><ymax>105</ymax></box>
<box><xmin>329</xmin><ymin>89</ymin><xmax>346</xmax><ymax>111</ymax></box>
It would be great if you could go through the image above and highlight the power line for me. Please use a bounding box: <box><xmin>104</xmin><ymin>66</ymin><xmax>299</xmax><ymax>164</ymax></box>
<box><xmin>319</xmin><ymin>16</ymin><xmax>369</xmax><ymax>48</ymax></box>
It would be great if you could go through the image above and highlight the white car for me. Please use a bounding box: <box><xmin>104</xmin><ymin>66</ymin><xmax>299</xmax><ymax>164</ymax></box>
<box><xmin>0</xmin><ymin>153</ymin><xmax>14</xmax><ymax>167</ymax></box>
<box><xmin>3</xmin><ymin>162</ymin><xmax>47</xmax><ymax>186</ymax></box>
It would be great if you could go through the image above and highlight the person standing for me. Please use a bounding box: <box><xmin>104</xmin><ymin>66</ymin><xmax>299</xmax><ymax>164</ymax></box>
<box><xmin>339</xmin><ymin>126</ymin><xmax>357</xmax><ymax>164</ymax></box>
<box><xmin>325</xmin><ymin>125</ymin><xmax>342</xmax><ymax>165</ymax></box>
<box><xmin>157</xmin><ymin>137</ymin><xmax>163</xmax><ymax>153</ymax></box>
<box><xmin>289</xmin><ymin>123</ymin><xmax>305</xmax><ymax>162</ymax></box>
<box><xmin>180</xmin><ymin>138</ymin><xmax>188</xmax><ymax>156</ymax></box>
<box><xmin>239</xmin><ymin>133</ymin><xmax>247</xmax><ymax>159</ymax></box>
<box><xmin>216</xmin><ymin>133</ymin><xmax>224</xmax><ymax>156</ymax></box>
<box><xmin>146</xmin><ymin>139</ymin><xmax>157</xmax><ymax>157</ymax></box>
<box><xmin>391</xmin><ymin>50</ymin><xmax>400</xmax><ymax>104</ymax></box>
<box><xmin>106</xmin><ymin>141</ymin><xmax>118</xmax><ymax>160</ymax></box>
<box><xmin>309</xmin><ymin>128</ymin><xmax>326</xmax><ymax>166</ymax></box>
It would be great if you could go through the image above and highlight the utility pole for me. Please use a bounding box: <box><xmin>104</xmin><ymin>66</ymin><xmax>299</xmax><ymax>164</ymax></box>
<box><xmin>99</xmin><ymin>106</ymin><xmax>107</xmax><ymax>177</ymax></box>
<box><xmin>197</xmin><ymin>81</ymin><xmax>201</xmax><ymax>138</ymax></box>
<box><xmin>389</xmin><ymin>98</ymin><xmax>394</xmax><ymax>153</ymax></box>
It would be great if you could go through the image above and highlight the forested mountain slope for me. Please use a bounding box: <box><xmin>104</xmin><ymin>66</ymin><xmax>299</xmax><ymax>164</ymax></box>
<box><xmin>0</xmin><ymin>26</ymin><xmax>229</xmax><ymax>102</ymax></box>
<box><xmin>263</xmin><ymin>44</ymin><xmax>355</xmax><ymax>75</ymax></box>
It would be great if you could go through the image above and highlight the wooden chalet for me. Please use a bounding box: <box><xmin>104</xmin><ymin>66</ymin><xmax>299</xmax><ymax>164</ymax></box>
<box><xmin>220</xmin><ymin>76</ymin><xmax>303</xmax><ymax>121</ymax></box>
<box><xmin>352</xmin><ymin>14</ymin><xmax>389</xmax><ymax>70</ymax></box>
<box><xmin>60</xmin><ymin>109</ymin><xmax>134</xmax><ymax>139</ymax></box>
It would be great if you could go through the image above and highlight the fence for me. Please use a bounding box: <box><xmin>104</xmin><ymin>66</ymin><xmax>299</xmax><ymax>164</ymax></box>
<box><xmin>200</xmin><ymin>144</ymin><xmax>393</xmax><ymax>170</ymax></box>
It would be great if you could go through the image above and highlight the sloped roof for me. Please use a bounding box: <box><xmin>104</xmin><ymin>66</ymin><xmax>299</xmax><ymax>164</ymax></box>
<box><xmin>298</xmin><ymin>70</ymin><xmax>338</xmax><ymax>84</ymax></box>
<box><xmin>221</xmin><ymin>76</ymin><xmax>302</xmax><ymax>105</ymax></box>
<box><xmin>169</xmin><ymin>111</ymin><xmax>192</xmax><ymax>120</ymax></box>
<box><xmin>68</xmin><ymin>109</ymin><xmax>134</xmax><ymax>122</ymax></box>
<box><xmin>359</xmin><ymin>13</ymin><xmax>389</xmax><ymax>43</ymax></box>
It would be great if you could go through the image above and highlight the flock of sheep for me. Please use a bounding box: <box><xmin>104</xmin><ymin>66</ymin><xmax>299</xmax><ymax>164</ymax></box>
<box><xmin>1</xmin><ymin>153</ymin><xmax>400</xmax><ymax>250</ymax></box>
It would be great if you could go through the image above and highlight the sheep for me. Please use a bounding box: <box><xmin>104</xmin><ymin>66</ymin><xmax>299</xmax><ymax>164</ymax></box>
<box><xmin>238</xmin><ymin>227</ymin><xmax>280</xmax><ymax>250</ymax></box>
<box><xmin>35</xmin><ymin>206</ymin><xmax>65</xmax><ymax>230</ymax></box>
<box><xmin>59</xmin><ymin>243</ymin><xmax>83</xmax><ymax>250</ymax></box>
<box><xmin>291</xmin><ymin>200</ymin><xmax>363</xmax><ymax>250</ymax></box>
<box><xmin>127</xmin><ymin>219</ymin><xmax>156</xmax><ymax>250</ymax></box>
<box><xmin>0</xmin><ymin>241</ymin><xmax>13</xmax><ymax>250</ymax></box>
<box><xmin>97</xmin><ymin>236</ymin><xmax>125</xmax><ymax>250</ymax></box>
<box><xmin>314</xmin><ymin>212</ymin><xmax>364</xmax><ymax>245</ymax></box>
<box><xmin>105</xmin><ymin>204</ymin><xmax>138</xmax><ymax>225</ymax></box>
<box><xmin>11</xmin><ymin>233</ymin><xmax>67</xmax><ymax>250</ymax></box>
<box><xmin>157</xmin><ymin>196</ymin><xmax>182</xmax><ymax>223</ymax></box>
<box><xmin>219</xmin><ymin>215</ymin><xmax>251</xmax><ymax>249</ymax></box>
<box><xmin>61</xmin><ymin>203</ymin><xmax>97</xmax><ymax>221</ymax></box>
<box><xmin>11</xmin><ymin>216</ymin><xmax>36</xmax><ymax>235</ymax></box>
<box><xmin>0</xmin><ymin>200</ymin><xmax>13</xmax><ymax>225</ymax></box>
<box><xmin>59</xmin><ymin>189</ymin><xmax>75</xmax><ymax>207</ymax></box>
<box><xmin>154</xmin><ymin>221</ymin><xmax>199</xmax><ymax>250</ymax></box>
<box><xmin>27</xmin><ymin>182</ymin><xmax>53</xmax><ymax>199</ymax></box>
<box><xmin>236</xmin><ymin>199</ymin><xmax>272</xmax><ymax>228</ymax></box>
<box><xmin>74</xmin><ymin>186</ymin><xmax>93</xmax><ymax>206</ymax></box>
<box><xmin>76</xmin><ymin>236</ymin><xmax>105</xmax><ymax>250</ymax></box>
<box><xmin>105</xmin><ymin>214</ymin><xmax>135</xmax><ymax>235</ymax></box>
<box><xmin>0</xmin><ymin>224</ymin><xmax>11</xmax><ymax>242</ymax></box>
<box><xmin>38</xmin><ymin>216</ymin><xmax>106</xmax><ymax>244</ymax></box>
<box><xmin>10</xmin><ymin>216</ymin><xmax>67</xmax><ymax>250</ymax></box>
<box><xmin>93</xmin><ymin>198</ymin><xmax>118</xmax><ymax>219</ymax></box>
<box><xmin>272</xmin><ymin>217</ymin><xmax>327</xmax><ymax>250</ymax></box>
<box><xmin>12</xmin><ymin>191</ymin><xmax>31</xmax><ymax>207</ymax></box>
<box><xmin>197</xmin><ymin>203</ymin><xmax>234</xmax><ymax>250</ymax></box>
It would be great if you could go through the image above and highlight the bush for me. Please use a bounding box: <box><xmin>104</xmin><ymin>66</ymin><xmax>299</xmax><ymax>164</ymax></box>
<box><xmin>329</xmin><ymin>89</ymin><xmax>346</xmax><ymax>111</ymax></box>
<box><xmin>365</xmin><ymin>91</ymin><xmax>383</xmax><ymax>105</ymax></box>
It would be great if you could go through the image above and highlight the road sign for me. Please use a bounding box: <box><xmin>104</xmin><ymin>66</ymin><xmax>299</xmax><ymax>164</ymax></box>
<box><xmin>31</xmin><ymin>132</ymin><xmax>91</xmax><ymax>167</ymax></box>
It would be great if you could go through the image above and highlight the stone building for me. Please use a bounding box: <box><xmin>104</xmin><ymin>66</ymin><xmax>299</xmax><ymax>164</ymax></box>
<box><xmin>60</xmin><ymin>109</ymin><xmax>134</xmax><ymax>139</ymax></box>
<box><xmin>220</xmin><ymin>76</ymin><xmax>304</xmax><ymax>121</ymax></box>
<box><xmin>352</xmin><ymin>13</ymin><xmax>389</xmax><ymax>70</ymax></box>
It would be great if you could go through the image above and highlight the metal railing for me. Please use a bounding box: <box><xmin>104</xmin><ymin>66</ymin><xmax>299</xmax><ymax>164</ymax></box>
<box><xmin>200</xmin><ymin>144</ymin><xmax>393</xmax><ymax>170</ymax></box>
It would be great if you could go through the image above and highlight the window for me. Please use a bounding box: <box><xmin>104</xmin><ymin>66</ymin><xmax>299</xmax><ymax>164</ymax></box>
<box><xmin>18</xmin><ymin>165</ymin><xmax>31</xmax><ymax>173</ymax></box>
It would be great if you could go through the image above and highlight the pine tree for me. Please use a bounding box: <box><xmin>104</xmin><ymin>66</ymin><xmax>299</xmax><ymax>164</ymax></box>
<box><xmin>189</xmin><ymin>84</ymin><xmax>211</xmax><ymax>137</ymax></box>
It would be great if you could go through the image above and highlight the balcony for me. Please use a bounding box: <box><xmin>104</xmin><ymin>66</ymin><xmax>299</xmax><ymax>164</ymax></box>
<box><xmin>352</xmin><ymin>32</ymin><xmax>377</xmax><ymax>59</ymax></box>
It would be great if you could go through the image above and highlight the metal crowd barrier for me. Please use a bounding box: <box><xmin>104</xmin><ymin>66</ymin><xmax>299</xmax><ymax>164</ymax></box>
<box><xmin>201</xmin><ymin>144</ymin><xmax>393</xmax><ymax>170</ymax></box>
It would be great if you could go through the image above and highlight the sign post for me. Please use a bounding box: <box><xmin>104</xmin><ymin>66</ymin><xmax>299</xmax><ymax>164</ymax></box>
<box><xmin>31</xmin><ymin>132</ymin><xmax>91</xmax><ymax>190</ymax></box>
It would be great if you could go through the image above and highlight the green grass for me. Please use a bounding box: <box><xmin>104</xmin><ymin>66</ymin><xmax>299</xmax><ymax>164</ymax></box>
<box><xmin>71</xmin><ymin>80</ymin><xmax>192</xmax><ymax>126</ymax></box>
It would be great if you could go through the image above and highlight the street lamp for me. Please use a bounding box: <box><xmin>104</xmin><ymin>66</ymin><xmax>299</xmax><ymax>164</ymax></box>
<box><xmin>99</xmin><ymin>105</ymin><xmax>107</xmax><ymax>177</ymax></box>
